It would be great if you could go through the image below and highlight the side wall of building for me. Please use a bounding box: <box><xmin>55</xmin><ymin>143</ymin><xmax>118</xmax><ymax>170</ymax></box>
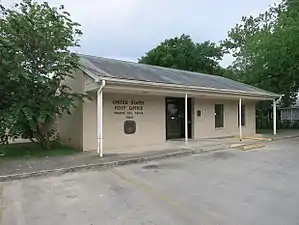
<box><xmin>193</xmin><ymin>99</ymin><xmax>256</xmax><ymax>138</ymax></box>
<box><xmin>56</xmin><ymin>70</ymin><xmax>84</xmax><ymax>150</ymax></box>
<box><xmin>82</xmin><ymin>92</ymin><xmax>97</xmax><ymax>151</ymax></box>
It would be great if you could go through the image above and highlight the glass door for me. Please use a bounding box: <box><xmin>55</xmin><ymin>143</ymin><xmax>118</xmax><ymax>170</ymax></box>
<box><xmin>166</xmin><ymin>98</ymin><xmax>184</xmax><ymax>139</ymax></box>
<box><xmin>166</xmin><ymin>97</ymin><xmax>193</xmax><ymax>140</ymax></box>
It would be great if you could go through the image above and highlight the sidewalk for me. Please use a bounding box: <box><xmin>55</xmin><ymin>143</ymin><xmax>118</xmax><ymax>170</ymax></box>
<box><xmin>0</xmin><ymin>139</ymin><xmax>233</xmax><ymax>182</ymax></box>
<box><xmin>1</xmin><ymin>131</ymin><xmax>298</xmax><ymax>182</ymax></box>
<box><xmin>0</xmin><ymin>147</ymin><xmax>197</xmax><ymax>182</ymax></box>
<box><xmin>258</xmin><ymin>130</ymin><xmax>299</xmax><ymax>140</ymax></box>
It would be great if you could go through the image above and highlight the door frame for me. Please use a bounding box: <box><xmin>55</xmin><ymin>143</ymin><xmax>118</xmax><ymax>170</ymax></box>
<box><xmin>165</xmin><ymin>97</ymin><xmax>192</xmax><ymax>140</ymax></box>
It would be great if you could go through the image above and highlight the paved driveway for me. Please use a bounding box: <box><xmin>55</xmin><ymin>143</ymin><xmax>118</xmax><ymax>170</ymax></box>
<box><xmin>1</xmin><ymin>138</ymin><xmax>299</xmax><ymax>225</ymax></box>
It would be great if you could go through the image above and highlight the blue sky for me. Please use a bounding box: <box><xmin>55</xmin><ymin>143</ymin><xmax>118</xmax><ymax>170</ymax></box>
<box><xmin>3</xmin><ymin>0</ymin><xmax>281</xmax><ymax>67</ymax></box>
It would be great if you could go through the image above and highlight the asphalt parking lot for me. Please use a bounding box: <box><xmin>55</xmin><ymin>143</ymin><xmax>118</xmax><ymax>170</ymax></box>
<box><xmin>1</xmin><ymin>138</ymin><xmax>299</xmax><ymax>225</ymax></box>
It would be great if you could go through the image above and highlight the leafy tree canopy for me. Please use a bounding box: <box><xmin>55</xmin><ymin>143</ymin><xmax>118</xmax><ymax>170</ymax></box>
<box><xmin>139</xmin><ymin>34</ymin><xmax>224</xmax><ymax>75</ymax></box>
<box><xmin>0</xmin><ymin>0</ymin><xmax>84</xmax><ymax>149</ymax></box>
<box><xmin>222</xmin><ymin>0</ymin><xmax>299</xmax><ymax>107</ymax></box>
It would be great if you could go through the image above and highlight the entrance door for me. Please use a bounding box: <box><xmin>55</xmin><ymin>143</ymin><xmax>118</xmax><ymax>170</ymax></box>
<box><xmin>166</xmin><ymin>97</ymin><xmax>192</xmax><ymax>140</ymax></box>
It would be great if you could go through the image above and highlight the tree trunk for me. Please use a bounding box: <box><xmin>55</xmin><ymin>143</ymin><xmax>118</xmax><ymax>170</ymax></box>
<box><xmin>36</xmin><ymin>119</ymin><xmax>54</xmax><ymax>150</ymax></box>
<box><xmin>44</xmin><ymin>132</ymin><xmax>50</xmax><ymax>150</ymax></box>
<box><xmin>34</xmin><ymin>129</ymin><xmax>50</xmax><ymax>150</ymax></box>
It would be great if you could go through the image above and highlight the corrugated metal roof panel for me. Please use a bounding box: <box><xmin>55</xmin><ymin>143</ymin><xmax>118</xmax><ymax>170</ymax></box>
<box><xmin>79</xmin><ymin>54</ymin><xmax>278</xmax><ymax>97</ymax></box>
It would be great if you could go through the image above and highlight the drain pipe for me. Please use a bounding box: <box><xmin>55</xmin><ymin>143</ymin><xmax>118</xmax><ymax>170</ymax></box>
<box><xmin>97</xmin><ymin>79</ymin><xmax>106</xmax><ymax>157</ymax></box>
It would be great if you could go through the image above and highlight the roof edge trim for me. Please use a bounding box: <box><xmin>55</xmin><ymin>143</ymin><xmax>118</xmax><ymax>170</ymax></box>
<box><xmin>103</xmin><ymin>76</ymin><xmax>280</xmax><ymax>98</ymax></box>
<box><xmin>80</xmin><ymin>67</ymin><xmax>98</xmax><ymax>81</ymax></box>
<box><xmin>81</xmin><ymin>68</ymin><xmax>280</xmax><ymax>99</ymax></box>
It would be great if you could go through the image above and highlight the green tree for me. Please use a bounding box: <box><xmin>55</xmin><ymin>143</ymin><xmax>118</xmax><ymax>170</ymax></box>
<box><xmin>222</xmin><ymin>0</ymin><xmax>299</xmax><ymax>107</ymax></box>
<box><xmin>139</xmin><ymin>34</ymin><xmax>224</xmax><ymax>75</ymax></box>
<box><xmin>0</xmin><ymin>0</ymin><xmax>85</xmax><ymax>149</ymax></box>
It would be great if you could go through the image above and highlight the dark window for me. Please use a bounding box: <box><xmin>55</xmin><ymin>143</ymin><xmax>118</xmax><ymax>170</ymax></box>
<box><xmin>124</xmin><ymin>121</ymin><xmax>136</xmax><ymax>134</ymax></box>
<box><xmin>215</xmin><ymin>104</ymin><xmax>224</xmax><ymax>128</ymax></box>
<box><xmin>238</xmin><ymin>105</ymin><xmax>246</xmax><ymax>126</ymax></box>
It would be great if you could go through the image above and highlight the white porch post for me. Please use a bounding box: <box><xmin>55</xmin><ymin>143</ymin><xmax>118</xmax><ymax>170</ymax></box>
<box><xmin>97</xmin><ymin>80</ymin><xmax>106</xmax><ymax>157</ymax></box>
<box><xmin>185</xmin><ymin>93</ymin><xmax>188</xmax><ymax>142</ymax></box>
<box><xmin>239</xmin><ymin>98</ymin><xmax>243</xmax><ymax>141</ymax></box>
<box><xmin>97</xmin><ymin>90</ymin><xmax>103</xmax><ymax>156</ymax></box>
<box><xmin>273</xmin><ymin>99</ymin><xmax>277</xmax><ymax>135</ymax></box>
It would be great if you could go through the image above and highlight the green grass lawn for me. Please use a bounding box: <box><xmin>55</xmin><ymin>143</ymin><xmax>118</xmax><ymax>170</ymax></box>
<box><xmin>0</xmin><ymin>142</ymin><xmax>80</xmax><ymax>159</ymax></box>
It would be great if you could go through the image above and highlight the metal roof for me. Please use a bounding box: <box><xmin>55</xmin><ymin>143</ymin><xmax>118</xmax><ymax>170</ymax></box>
<box><xmin>79</xmin><ymin>54</ymin><xmax>279</xmax><ymax>98</ymax></box>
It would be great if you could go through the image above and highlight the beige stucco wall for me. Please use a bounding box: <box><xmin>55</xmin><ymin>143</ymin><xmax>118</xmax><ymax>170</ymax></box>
<box><xmin>193</xmin><ymin>99</ymin><xmax>256</xmax><ymax>138</ymax></box>
<box><xmin>82</xmin><ymin>92</ymin><xmax>97</xmax><ymax>151</ymax></box>
<box><xmin>82</xmin><ymin>93</ymin><xmax>166</xmax><ymax>151</ymax></box>
<box><xmin>56</xmin><ymin>71</ymin><xmax>258</xmax><ymax>152</ymax></box>
<box><xmin>82</xmin><ymin>93</ymin><xmax>257</xmax><ymax>151</ymax></box>
<box><xmin>56</xmin><ymin>70</ymin><xmax>84</xmax><ymax>150</ymax></box>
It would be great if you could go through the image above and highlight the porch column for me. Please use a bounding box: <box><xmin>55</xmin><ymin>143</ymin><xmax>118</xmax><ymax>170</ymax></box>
<box><xmin>185</xmin><ymin>93</ymin><xmax>188</xmax><ymax>142</ymax></box>
<box><xmin>239</xmin><ymin>98</ymin><xmax>243</xmax><ymax>141</ymax></box>
<box><xmin>97</xmin><ymin>80</ymin><xmax>106</xmax><ymax>157</ymax></box>
<box><xmin>273</xmin><ymin>99</ymin><xmax>277</xmax><ymax>135</ymax></box>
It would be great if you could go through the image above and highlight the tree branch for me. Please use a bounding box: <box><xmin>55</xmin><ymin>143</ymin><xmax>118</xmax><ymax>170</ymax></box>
<box><xmin>29</xmin><ymin>137</ymin><xmax>38</xmax><ymax>144</ymax></box>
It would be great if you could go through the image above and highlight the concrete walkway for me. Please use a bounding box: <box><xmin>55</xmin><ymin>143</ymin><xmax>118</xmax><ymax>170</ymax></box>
<box><xmin>0</xmin><ymin>139</ymin><xmax>229</xmax><ymax>181</ymax></box>
<box><xmin>0</xmin><ymin>130</ymin><xmax>298</xmax><ymax>181</ymax></box>
<box><xmin>257</xmin><ymin>129</ymin><xmax>299</xmax><ymax>140</ymax></box>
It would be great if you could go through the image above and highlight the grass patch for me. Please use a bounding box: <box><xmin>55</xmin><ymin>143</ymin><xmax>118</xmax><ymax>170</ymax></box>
<box><xmin>0</xmin><ymin>142</ymin><xmax>80</xmax><ymax>159</ymax></box>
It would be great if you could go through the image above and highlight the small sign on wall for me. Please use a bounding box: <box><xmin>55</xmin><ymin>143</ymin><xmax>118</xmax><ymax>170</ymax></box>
<box><xmin>197</xmin><ymin>110</ymin><xmax>201</xmax><ymax>117</ymax></box>
<box><xmin>124</xmin><ymin>121</ymin><xmax>136</xmax><ymax>134</ymax></box>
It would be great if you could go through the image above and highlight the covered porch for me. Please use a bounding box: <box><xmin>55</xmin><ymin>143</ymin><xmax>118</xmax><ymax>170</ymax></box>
<box><xmin>86</xmin><ymin>79</ymin><xmax>280</xmax><ymax>157</ymax></box>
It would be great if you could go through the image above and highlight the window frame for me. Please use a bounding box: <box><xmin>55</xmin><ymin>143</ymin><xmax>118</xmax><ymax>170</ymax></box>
<box><xmin>238</xmin><ymin>105</ymin><xmax>246</xmax><ymax>127</ymax></box>
<box><xmin>215</xmin><ymin>104</ymin><xmax>224</xmax><ymax>128</ymax></box>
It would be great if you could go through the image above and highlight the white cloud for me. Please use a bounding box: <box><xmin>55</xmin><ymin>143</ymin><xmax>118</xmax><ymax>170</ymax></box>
<box><xmin>1</xmin><ymin>0</ymin><xmax>281</xmax><ymax>67</ymax></box>
<box><xmin>220</xmin><ymin>54</ymin><xmax>235</xmax><ymax>68</ymax></box>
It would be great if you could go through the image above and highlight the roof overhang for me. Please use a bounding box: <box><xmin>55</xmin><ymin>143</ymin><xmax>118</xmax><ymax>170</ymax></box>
<box><xmin>81</xmin><ymin>67</ymin><xmax>281</xmax><ymax>101</ymax></box>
